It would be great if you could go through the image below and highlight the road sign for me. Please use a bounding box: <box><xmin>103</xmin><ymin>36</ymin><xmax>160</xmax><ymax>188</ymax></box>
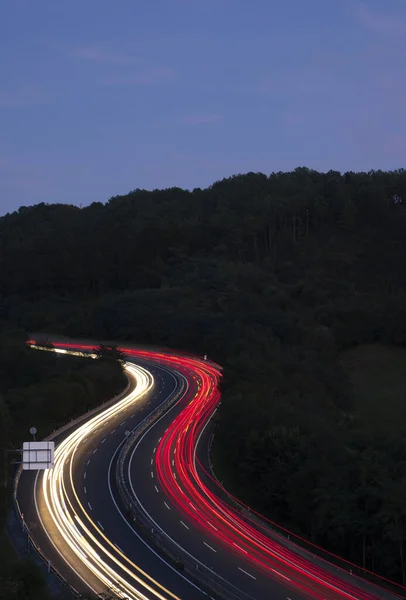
<box><xmin>22</xmin><ymin>441</ymin><xmax>55</xmax><ymax>470</ymax></box>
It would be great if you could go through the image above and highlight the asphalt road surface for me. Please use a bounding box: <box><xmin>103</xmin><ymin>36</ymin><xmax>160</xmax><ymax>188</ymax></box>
<box><xmin>17</xmin><ymin>342</ymin><xmax>403</xmax><ymax>600</ymax></box>
<box><xmin>18</xmin><ymin>361</ymin><xmax>207</xmax><ymax>599</ymax></box>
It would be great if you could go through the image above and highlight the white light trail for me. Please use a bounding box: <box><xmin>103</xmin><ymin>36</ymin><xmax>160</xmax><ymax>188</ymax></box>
<box><xmin>36</xmin><ymin>356</ymin><xmax>181</xmax><ymax>600</ymax></box>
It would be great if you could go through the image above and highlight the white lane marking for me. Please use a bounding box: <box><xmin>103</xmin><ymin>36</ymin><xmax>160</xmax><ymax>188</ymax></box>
<box><xmin>271</xmin><ymin>568</ymin><xmax>291</xmax><ymax>582</ymax></box>
<box><xmin>158</xmin><ymin>437</ymin><xmax>162</xmax><ymax>442</ymax></box>
<box><xmin>121</xmin><ymin>370</ymin><xmax>227</xmax><ymax>594</ymax></box>
<box><xmin>164</xmin><ymin>502</ymin><xmax>171</xmax><ymax>510</ymax></box>
<box><xmin>238</xmin><ymin>567</ymin><xmax>256</xmax><ymax>580</ymax></box>
<box><xmin>130</xmin><ymin>414</ymin><xmax>135</xmax><ymax>418</ymax></box>
<box><xmin>87</xmin><ymin>459</ymin><xmax>90</xmax><ymax>466</ymax></box>
<box><xmin>196</xmin><ymin>380</ymin><xmax>360</xmax><ymax>594</ymax></box>
<box><xmin>150</xmin><ymin>458</ymin><xmax>153</xmax><ymax>465</ymax></box>
<box><xmin>153</xmin><ymin>447</ymin><xmax>156</xmax><ymax>453</ymax></box>
<box><xmin>120</xmin><ymin>421</ymin><xmax>125</xmax><ymax>426</ymax></box>
<box><xmin>101</xmin><ymin>438</ymin><xmax>106</xmax><ymax>444</ymax></box>
<box><xmin>154</xmin><ymin>485</ymin><xmax>159</xmax><ymax>493</ymax></box>
<box><xmin>110</xmin><ymin>429</ymin><xmax>116</xmax><ymax>434</ymax></box>
<box><xmin>204</xmin><ymin>542</ymin><xmax>217</xmax><ymax>553</ymax></box>
<box><xmin>172</xmin><ymin>459</ymin><xmax>174</xmax><ymax>466</ymax></box>
<box><xmin>189</xmin><ymin>502</ymin><xmax>197</xmax><ymax>511</ymax></box>
<box><xmin>233</xmin><ymin>542</ymin><xmax>247</xmax><ymax>554</ymax></box>
<box><xmin>84</xmin><ymin>472</ymin><xmax>87</xmax><ymax>479</ymax></box>
<box><xmin>84</xmin><ymin>486</ymin><xmax>87</xmax><ymax>494</ymax></box>
<box><xmin>207</xmin><ymin>521</ymin><xmax>218</xmax><ymax>531</ymax></box>
<box><xmin>151</xmin><ymin>471</ymin><xmax>154</xmax><ymax>478</ymax></box>
<box><xmin>97</xmin><ymin>521</ymin><xmax>104</xmax><ymax>531</ymax></box>
<box><xmin>114</xmin><ymin>543</ymin><xmax>124</xmax><ymax>553</ymax></box>
<box><xmin>93</xmin><ymin>448</ymin><xmax>97</xmax><ymax>454</ymax></box>
<box><xmin>88</xmin><ymin>502</ymin><xmax>92</xmax><ymax>511</ymax></box>
<box><xmin>180</xmin><ymin>521</ymin><xmax>189</xmax><ymax>530</ymax></box>
<box><xmin>173</xmin><ymin>472</ymin><xmax>176</xmax><ymax>480</ymax></box>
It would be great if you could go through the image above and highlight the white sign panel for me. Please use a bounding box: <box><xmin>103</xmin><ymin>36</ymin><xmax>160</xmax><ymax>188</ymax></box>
<box><xmin>23</xmin><ymin>441</ymin><xmax>55</xmax><ymax>470</ymax></box>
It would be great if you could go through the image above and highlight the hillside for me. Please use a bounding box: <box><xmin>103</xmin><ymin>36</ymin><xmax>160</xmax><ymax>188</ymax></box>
<box><xmin>2</xmin><ymin>166</ymin><xmax>406</xmax><ymax>584</ymax></box>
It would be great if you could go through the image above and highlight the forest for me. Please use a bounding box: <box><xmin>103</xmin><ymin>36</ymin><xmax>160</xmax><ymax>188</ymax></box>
<box><xmin>2</xmin><ymin>166</ymin><xmax>406</xmax><ymax>594</ymax></box>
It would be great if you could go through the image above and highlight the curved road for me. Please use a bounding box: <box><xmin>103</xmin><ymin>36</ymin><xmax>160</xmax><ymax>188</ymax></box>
<box><xmin>18</xmin><ymin>359</ymin><xmax>204</xmax><ymax>599</ymax></box>
<box><xmin>17</xmin><ymin>340</ymin><xmax>404</xmax><ymax>600</ymax></box>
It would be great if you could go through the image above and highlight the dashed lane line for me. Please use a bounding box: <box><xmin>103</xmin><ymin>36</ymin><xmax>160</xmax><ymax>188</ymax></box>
<box><xmin>271</xmin><ymin>568</ymin><xmax>291</xmax><ymax>582</ymax></box>
<box><xmin>238</xmin><ymin>567</ymin><xmax>256</xmax><ymax>580</ymax></box>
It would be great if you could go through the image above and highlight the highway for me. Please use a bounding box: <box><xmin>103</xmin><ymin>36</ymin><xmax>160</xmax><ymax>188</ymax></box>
<box><xmin>16</xmin><ymin>340</ymin><xmax>405</xmax><ymax>600</ymax></box>
<box><xmin>17</xmin><ymin>358</ymin><xmax>206</xmax><ymax>599</ymax></box>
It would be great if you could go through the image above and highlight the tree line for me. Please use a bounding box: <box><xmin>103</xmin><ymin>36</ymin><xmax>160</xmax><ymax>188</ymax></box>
<box><xmin>2</xmin><ymin>166</ymin><xmax>406</xmax><ymax>592</ymax></box>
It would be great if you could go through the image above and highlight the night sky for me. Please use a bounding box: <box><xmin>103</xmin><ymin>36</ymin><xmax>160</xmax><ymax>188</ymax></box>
<box><xmin>1</xmin><ymin>0</ymin><xmax>405</xmax><ymax>215</ymax></box>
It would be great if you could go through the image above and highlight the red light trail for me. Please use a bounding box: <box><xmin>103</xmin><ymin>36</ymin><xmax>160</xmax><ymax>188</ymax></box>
<box><xmin>28</xmin><ymin>339</ymin><xmax>405</xmax><ymax>600</ymax></box>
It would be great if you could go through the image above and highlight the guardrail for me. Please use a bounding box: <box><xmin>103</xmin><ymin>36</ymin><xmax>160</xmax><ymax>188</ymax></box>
<box><xmin>9</xmin><ymin>509</ymin><xmax>81</xmax><ymax>599</ymax></box>
<box><xmin>11</xmin><ymin>372</ymin><xmax>132</xmax><ymax>600</ymax></box>
<box><xmin>206</xmin><ymin>432</ymin><xmax>401</xmax><ymax>600</ymax></box>
<box><xmin>115</xmin><ymin>370</ymin><xmax>253</xmax><ymax>600</ymax></box>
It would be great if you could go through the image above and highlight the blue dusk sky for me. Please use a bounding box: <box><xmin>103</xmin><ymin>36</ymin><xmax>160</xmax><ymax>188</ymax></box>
<box><xmin>1</xmin><ymin>0</ymin><xmax>405</xmax><ymax>215</ymax></box>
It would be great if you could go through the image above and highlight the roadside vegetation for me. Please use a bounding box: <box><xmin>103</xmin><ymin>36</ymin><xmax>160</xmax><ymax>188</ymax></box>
<box><xmin>2</xmin><ymin>167</ymin><xmax>406</xmax><ymax>591</ymax></box>
<box><xmin>0</xmin><ymin>331</ymin><xmax>126</xmax><ymax>598</ymax></box>
<box><xmin>341</xmin><ymin>344</ymin><xmax>406</xmax><ymax>434</ymax></box>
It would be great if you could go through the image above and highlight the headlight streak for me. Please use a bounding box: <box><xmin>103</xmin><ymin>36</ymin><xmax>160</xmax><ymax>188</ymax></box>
<box><xmin>28</xmin><ymin>341</ymin><xmax>404</xmax><ymax>600</ymax></box>
<box><xmin>35</xmin><ymin>355</ymin><xmax>182</xmax><ymax>600</ymax></box>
